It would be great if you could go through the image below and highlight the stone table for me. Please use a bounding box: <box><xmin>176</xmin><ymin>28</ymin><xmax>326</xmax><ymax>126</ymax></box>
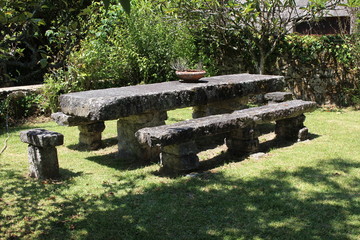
<box><xmin>54</xmin><ymin>73</ymin><xmax>284</xmax><ymax>160</ymax></box>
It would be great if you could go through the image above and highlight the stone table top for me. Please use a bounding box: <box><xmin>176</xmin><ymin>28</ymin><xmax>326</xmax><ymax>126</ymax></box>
<box><xmin>59</xmin><ymin>74</ymin><xmax>284</xmax><ymax>121</ymax></box>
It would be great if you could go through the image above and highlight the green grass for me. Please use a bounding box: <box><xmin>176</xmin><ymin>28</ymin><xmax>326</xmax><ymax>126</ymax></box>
<box><xmin>0</xmin><ymin>108</ymin><xmax>359</xmax><ymax>240</ymax></box>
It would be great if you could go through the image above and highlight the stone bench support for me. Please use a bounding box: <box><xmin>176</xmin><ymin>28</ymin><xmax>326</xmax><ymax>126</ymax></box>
<box><xmin>193</xmin><ymin>96</ymin><xmax>249</xmax><ymax>147</ymax></box>
<box><xmin>78</xmin><ymin>121</ymin><xmax>105</xmax><ymax>150</ymax></box>
<box><xmin>20</xmin><ymin>129</ymin><xmax>63</xmax><ymax>179</ymax></box>
<box><xmin>275</xmin><ymin>114</ymin><xmax>308</xmax><ymax>141</ymax></box>
<box><xmin>192</xmin><ymin>96</ymin><xmax>249</xmax><ymax>118</ymax></box>
<box><xmin>160</xmin><ymin>141</ymin><xmax>199</xmax><ymax>173</ymax></box>
<box><xmin>117</xmin><ymin>111</ymin><xmax>167</xmax><ymax>161</ymax></box>
<box><xmin>226</xmin><ymin>123</ymin><xmax>260</xmax><ymax>156</ymax></box>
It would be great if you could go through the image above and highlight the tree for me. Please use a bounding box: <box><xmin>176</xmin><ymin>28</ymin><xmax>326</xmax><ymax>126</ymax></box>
<box><xmin>175</xmin><ymin>0</ymin><xmax>342</xmax><ymax>74</ymax></box>
<box><xmin>0</xmin><ymin>0</ymin><xmax>131</xmax><ymax>86</ymax></box>
<box><xmin>226</xmin><ymin>0</ymin><xmax>344</xmax><ymax>74</ymax></box>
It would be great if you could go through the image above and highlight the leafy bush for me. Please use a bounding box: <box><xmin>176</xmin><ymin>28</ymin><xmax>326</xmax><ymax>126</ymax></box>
<box><xmin>281</xmin><ymin>34</ymin><xmax>359</xmax><ymax>105</ymax></box>
<box><xmin>42</xmin><ymin>0</ymin><xmax>196</xmax><ymax>112</ymax></box>
<box><xmin>0</xmin><ymin>92</ymin><xmax>44</xmax><ymax>126</ymax></box>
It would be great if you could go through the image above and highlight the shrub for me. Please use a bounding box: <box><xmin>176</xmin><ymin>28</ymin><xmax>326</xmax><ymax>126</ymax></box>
<box><xmin>42</xmin><ymin>0</ymin><xmax>196</xmax><ymax>112</ymax></box>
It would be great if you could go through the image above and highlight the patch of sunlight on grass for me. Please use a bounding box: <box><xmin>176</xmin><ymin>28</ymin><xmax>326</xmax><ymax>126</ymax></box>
<box><xmin>0</xmin><ymin>108</ymin><xmax>359</xmax><ymax>239</ymax></box>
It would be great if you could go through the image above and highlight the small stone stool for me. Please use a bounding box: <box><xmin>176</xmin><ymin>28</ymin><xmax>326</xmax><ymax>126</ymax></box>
<box><xmin>20</xmin><ymin>129</ymin><xmax>63</xmax><ymax>179</ymax></box>
<box><xmin>264</xmin><ymin>92</ymin><xmax>293</xmax><ymax>104</ymax></box>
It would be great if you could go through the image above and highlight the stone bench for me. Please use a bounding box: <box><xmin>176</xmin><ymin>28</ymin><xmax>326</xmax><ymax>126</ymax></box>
<box><xmin>136</xmin><ymin>100</ymin><xmax>317</xmax><ymax>174</ymax></box>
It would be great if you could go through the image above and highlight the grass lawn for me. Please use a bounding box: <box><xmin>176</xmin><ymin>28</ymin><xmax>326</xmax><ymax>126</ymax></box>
<box><xmin>0</xmin><ymin>107</ymin><xmax>359</xmax><ymax>240</ymax></box>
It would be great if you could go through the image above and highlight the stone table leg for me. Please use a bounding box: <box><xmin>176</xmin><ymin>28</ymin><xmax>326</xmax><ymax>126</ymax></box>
<box><xmin>117</xmin><ymin>111</ymin><xmax>167</xmax><ymax>161</ymax></box>
<box><xmin>192</xmin><ymin>96</ymin><xmax>249</xmax><ymax>118</ymax></box>
<box><xmin>78</xmin><ymin>121</ymin><xmax>105</xmax><ymax>150</ymax></box>
<box><xmin>193</xmin><ymin>97</ymin><xmax>249</xmax><ymax>147</ymax></box>
<box><xmin>226</xmin><ymin>123</ymin><xmax>260</xmax><ymax>156</ymax></box>
<box><xmin>275</xmin><ymin>114</ymin><xmax>308</xmax><ymax>141</ymax></box>
<box><xmin>160</xmin><ymin>141</ymin><xmax>199</xmax><ymax>174</ymax></box>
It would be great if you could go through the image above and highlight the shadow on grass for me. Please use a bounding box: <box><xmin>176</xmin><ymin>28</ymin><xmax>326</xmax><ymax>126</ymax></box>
<box><xmin>85</xmin><ymin>152</ymin><xmax>155</xmax><ymax>171</ymax></box>
<box><xmin>82</xmin><ymin>132</ymin><xmax>321</xmax><ymax>175</ymax></box>
<box><xmin>2</xmin><ymin>158</ymin><xmax>359</xmax><ymax>239</ymax></box>
<box><xmin>67</xmin><ymin>137</ymin><xmax>118</xmax><ymax>152</ymax></box>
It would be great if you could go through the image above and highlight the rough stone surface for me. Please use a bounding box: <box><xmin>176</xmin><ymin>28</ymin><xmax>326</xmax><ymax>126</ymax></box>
<box><xmin>27</xmin><ymin>145</ymin><xmax>60</xmax><ymax>179</ymax></box>
<box><xmin>78</xmin><ymin>121</ymin><xmax>105</xmax><ymax>150</ymax></box>
<box><xmin>51</xmin><ymin>112</ymin><xmax>95</xmax><ymax>126</ymax></box>
<box><xmin>226</xmin><ymin>123</ymin><xmax>260</xmax><ymax>155</ymax></box>
<box><xmin>59</xmin><ymin>74</ymin><xmax>284</xmax><ymax>121</ymax></box>
<box><xmin>160</xmin><ymin>141</ymin><xmax>199</xmax><ymax>173</ymax></box>
<box><xmin>192</xmin><ymin>96</ymin><xmax>249</xmax><ymax>118</ymax></box>
<box><xmin>117</xmin><ymin>111</ymin><xmax>167</xmax><ymax>161</ymax></box>
<box><xmin>0</xmin><ymin>84</ymin><xmax>43</xmax><ymax>100</ymax></box>
<box><xmin>20</xmin><ymin>128</ymin><xmax>62</xmax><ymax>179</ymax></box>
<box><xmin>298</xmin><ymin>127</ymin><xmax>309</xmax><ymax>141</ymax></box>
<box><xmin>136</xmin><ymin>100</ymin><xmax>317</xmax><ymax>147</ymax></box>
<box><xmin>20</xmin><ymin>129</ymin><xmax>64</xmax><ymax>147</ymax></box>
<box><xmin>275</xmin><ymin>114</ymin><xmax>306</xmax><ymax>141</ymax></box>
<box><xmin>264</xmin><ymin>92</ymin><xmax>293</xmax><ymax>103</ymax></box>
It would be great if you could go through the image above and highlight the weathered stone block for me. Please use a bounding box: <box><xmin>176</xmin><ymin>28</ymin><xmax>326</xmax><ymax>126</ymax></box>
<box><xmin>118</xmin><ymin>111</ymin><xmax>167</xmax><ymax>161</ymax></box>
<box><xmin>192</xmin><ymin>96</ymin><xmax>248</xmax><ymax>118</ymax></box>
<box><xmin>298</xmin><ymin>127</ymin><xmax>309</xmax><ymax>141</ymax></box>
<box><xmin>162</xmin><ymin>141</ymin><xmax>199</xmax><ymax>155</ymax></box>
<box><xmin>160</xmin><ymin>142</ymin><xmax>199</xmax><ymax>173</ymax></box>
<box><xmin>264</xmin><ymin>92</ymin><xmax>293</xmax><ymax>103</ymax></box>
<box><xmin>20</xmin><ymin>129</ymin><xmax>63</xmax><ymax>147</ymax></box>
<box><xmin>28</xmin><ymin>145</ymin><xmax>60</xmax><ymax>179</ymax></box>
<box><xmin>226</xmin><ymin>123</ymin><xmax>260</xmax><ymax>156</ymax></box>
<box><xmin>275</xmin><ymin>114</ymin><xmax>306</xmax><ymax>141</ymax></box>
<box><xmin>226</xmin><ymin>138</ymin><xmax>259</xmax><ymax>155</ymax></box>
<box><xmin>51</xmin><ymin>112</ymin><xmax>95</xmax><ymax>126</ymax></box>
<box><xmin>78</xmin><ymin>121</ymin><xmax>105</xmax><ymax>150</ymax></box>
<box><xmin>20</xmin><ymin>129</ymin><xmax>63</xmax><ymax>179</ymax></box>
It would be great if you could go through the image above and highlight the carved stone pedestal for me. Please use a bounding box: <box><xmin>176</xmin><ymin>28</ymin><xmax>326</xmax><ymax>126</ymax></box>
<box><xmin>78</xmin><ymin>121</ymin><xmax>105</xmax><ymax>150</ymax></box>
<box><xmin>192</xmin><ymin>96</ymin><xmax>249</xmax><ymax>118</ymax></box>
<box><xmin>20</xmin><ymin>129</ymin><xmax>63</xmax><ymax>179</ymax></box>
<box><xmin>226</xmin><ymin>123</ymin><xmax>259</xmax><ymax>156</ymax></box>
<box><xmin>275</xmin><ymin>114</ymin><xmax>307</xmax><ymax>141</ymax></box>
<box><xmin>117</xmin><ymin>111</ymin><xmax>167</xmax><ymax>161</ymax></box>
<box><xmin>160</xmin><ymin>141</ymin><xmax>199</xmax><ymax>174</ymax></box>
<box><xmin>193</xmin><ymin>96</ymin><xmax>248</xmax><ymax>147</ymax></box>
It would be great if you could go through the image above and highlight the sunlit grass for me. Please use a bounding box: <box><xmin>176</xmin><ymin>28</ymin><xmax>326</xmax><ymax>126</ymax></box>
<box><xmin>0</xmin><ymin>108</ymin><xmax>359</xmax><ymax>239</ymax></box>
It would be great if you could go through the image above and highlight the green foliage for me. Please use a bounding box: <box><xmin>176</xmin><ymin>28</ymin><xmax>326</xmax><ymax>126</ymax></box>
<box><xmin>0</xmin><ymin>0</ymin><xmax>96</xmax><ymax>85</ymax></box>
<box><xmin>283</xmin><ymin>34</ymin><xmax>359</xmax><ymax>105</ymax></box>
<box><xmin>0</xmin><ymin>92</ymin><xmax>44</xmax><ymax>125</ymax></box>
<box><xmin>42</xmin><ymin>67</ymin><xmax>85</xmax><ymax>113</ymax></box>
<box><xmin>42</xmin><ymin>0</ymin><xmax>196</xmax><ymax>112</ymax></box>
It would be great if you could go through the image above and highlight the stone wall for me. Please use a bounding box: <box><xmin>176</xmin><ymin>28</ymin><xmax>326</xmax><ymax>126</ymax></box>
<box><xmin>283</xmin><ymin>64</ymin><xmax>358</xmax><ymax>106</ymax></box>
<box><xmin>0</xmin><ymin>84</ymin><xmax>43</xmax><ymax>122</ymax></box>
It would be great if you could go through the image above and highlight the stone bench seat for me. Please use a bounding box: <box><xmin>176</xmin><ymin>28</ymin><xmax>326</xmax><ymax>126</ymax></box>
<box><xmin>136</xmin><ymin>100</ymin><xmax>317</xmax><ymax>174</ymax></box>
